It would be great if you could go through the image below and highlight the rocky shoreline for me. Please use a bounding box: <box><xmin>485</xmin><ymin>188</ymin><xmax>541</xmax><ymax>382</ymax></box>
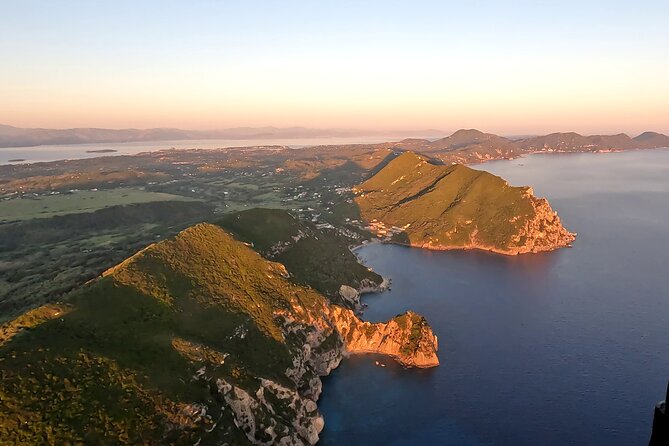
<box><xmin>227</xmin><ymin>290</ymin><xmax>440</xmax><ymax>445</ymax></box>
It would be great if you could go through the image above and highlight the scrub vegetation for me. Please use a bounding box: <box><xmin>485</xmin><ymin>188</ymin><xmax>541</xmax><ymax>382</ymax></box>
<box><xmin>0</xmin><ymin>224</ymin><xmax>326</xmax><ymax>444</ymax></box>
<box><xmin>355</xmin><ymin>152</ymin><xmax>540</xmax><ymax>251</ymax></box>
<box><xmin>216</xmin><ymin>208</ymin><xmax>382</xmax><ymax>302</ymax></box>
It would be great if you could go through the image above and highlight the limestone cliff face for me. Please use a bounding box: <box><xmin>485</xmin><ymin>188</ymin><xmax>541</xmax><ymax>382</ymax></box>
<box><xmin>328</xmin><ymin>307</ymin><xmax>439</xmax><ymax>368</ymax></box>
<box><xmin>216</xmin><ymin>377</ymin><xmax>325</xmax><ymax>446</ymax></box>
<box><xmin>217</xmin><ymin>290</ymin><xmax>438</xmax><ymax>445</ymax></box>
<box><xmin>507</xmin><ymin>192</ymin><xmax>576</xmax><ymax>254</ymax></box>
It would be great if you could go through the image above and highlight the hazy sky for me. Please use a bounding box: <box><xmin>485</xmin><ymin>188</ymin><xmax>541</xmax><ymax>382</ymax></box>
<box><xmin>1</xmin><ymin>0</ymin><xmax>668</xmax><ymax>135</ymax></box>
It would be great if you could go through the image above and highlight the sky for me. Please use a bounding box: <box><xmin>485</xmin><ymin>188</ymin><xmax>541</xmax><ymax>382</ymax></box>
<box><xmin>1</xmin><ymin>0</ymin><xmax>668</xmax><ymax>135</ymax></box>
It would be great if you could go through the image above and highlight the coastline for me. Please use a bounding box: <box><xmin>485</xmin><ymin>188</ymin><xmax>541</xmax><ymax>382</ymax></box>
<box><xmin>395</xmin><ymin>238</ymin><xmax>575</xmax><ymax>256</ymax></box>
<box><xmin>472</xmin><ymin>145</ymin><xmax>669</xmax><ymax>168</ymax></box>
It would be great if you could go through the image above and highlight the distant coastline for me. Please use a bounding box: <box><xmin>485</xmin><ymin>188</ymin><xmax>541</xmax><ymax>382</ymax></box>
<box><xmin>0</xmin><ymin>123</ymin><xmax>443</xmax><ymax>149</ymax></box>
<box><xmin>2</xmin><ymin>128</ymin><xmax>668</xmax><ymax>169</ymax></box>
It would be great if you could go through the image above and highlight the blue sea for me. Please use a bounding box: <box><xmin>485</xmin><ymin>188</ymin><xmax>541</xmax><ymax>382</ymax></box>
<box><xmin>319</xmin><ymin>149</ymin><xmax>669</xmax><ymax>445</ymax></box>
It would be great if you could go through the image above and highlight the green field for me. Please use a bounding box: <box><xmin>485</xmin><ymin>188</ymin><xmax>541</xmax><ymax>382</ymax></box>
<box><xmin>0</xmin><ymin>188</ymin><xmax>196</xmax><ymax>222</ymax></box>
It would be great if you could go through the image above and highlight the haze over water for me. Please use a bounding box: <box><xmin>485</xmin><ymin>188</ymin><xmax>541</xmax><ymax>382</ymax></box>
<box><xmin>0</xmin><ymin>136</ymin><xmax>411</xmax><ymax>165</ymax></box>
<box><xmin>319</xmin><ymin>148</ymin><xmax>669</xmax><ymax>445</ymax></box>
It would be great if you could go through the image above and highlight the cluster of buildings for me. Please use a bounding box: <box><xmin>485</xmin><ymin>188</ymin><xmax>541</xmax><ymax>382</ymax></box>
<box><xmin>365</xmin><ymin>219</ymin><xmax>407</xmax><ymax>240</ymax></box>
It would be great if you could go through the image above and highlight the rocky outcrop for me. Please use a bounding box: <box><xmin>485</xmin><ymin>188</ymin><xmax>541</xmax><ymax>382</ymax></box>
<box><xmin>507</xmin><ymin>192</ymin><xmax>576</xmax><ymax>254</ymax></box>
<box><xmin>649</xmin><ymin>381</ymin><xmax>669</xmax><ymax>446</ymax></box>
<box><xmin>357</xmin><ymin>276</ymin><xmax>390</xmax><ymax>294</ymax></box>
<box><xmin>338</xmin><ymin>277</ymin><xmax>392</xmax><ymax>312</ymax></box>
<box><xmin>339</xmin><ymin>284</ymin><xmax>361</xmax><ymax>309</ymax></box>
<box><xmin>211</xmin><ymin>303</ymin><xmax>440</xmax><ymax>446</ymax></box>
<box><xmin>216</xmin><ymin>378</ymin><xmax>324</xmax><ymax>446</ymax></box>
<box><xmin>329</xmin><ymin>307</ymin><xmax>439</xmax><ymax>368</ymax></box>
<box><xmin>212</xmin><ymin>290</ymin><xmax>438</xmax><ymax>445</ymax></box>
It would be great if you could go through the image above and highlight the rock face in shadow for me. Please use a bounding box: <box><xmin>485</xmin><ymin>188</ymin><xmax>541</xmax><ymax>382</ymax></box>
<box><xmin>649</xmin><ymin>381</ymin><xmax>669</xmax><ymax>446</ymax></box>
<box><xmin>354</xmin><ymin>151</ymin><xmax>575</xmax><ymax>255</ymax></box>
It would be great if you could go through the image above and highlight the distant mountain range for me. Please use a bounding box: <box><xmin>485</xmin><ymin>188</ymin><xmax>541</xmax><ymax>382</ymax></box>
<box><xmin>395</xmin><ymin>129</ymin><xmax>669</xmax><ymax>164</ymax></box>
<box><xmin>1</xmin><ymin>124</ymin><xmax>667</xmax><ymax>160</ymax></box>
<box><xmin>0</xmin><ymin>124</ymin><xmax>443</xmax><ymax>148</ymax></box>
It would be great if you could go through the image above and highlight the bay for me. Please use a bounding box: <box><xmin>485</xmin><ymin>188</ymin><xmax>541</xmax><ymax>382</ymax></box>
<box><xmin>319</xmin><ymin>149</ymin><xmax>669</xmax><ymax>446</ymax></box>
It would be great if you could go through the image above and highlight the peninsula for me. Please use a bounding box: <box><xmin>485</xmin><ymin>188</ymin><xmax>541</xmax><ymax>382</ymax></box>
<box><xmin>354</xmin><ymin>151</ymin><xmax>575</xmax><ymax>255</ymax></box>
<box><xmin>0</xmin><ymin>223</ymin><xmax>437</xmax><ymax>445</ymax></box>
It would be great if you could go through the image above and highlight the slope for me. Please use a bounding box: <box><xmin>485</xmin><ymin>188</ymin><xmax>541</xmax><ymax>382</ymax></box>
<box><xmin>216</xmin><ymin>208</ymin><xmax>384</xmax><ymax>308</ymax></box>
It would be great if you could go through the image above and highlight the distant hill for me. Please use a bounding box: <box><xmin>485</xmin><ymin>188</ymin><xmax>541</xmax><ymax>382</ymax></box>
<box><xmin>394</xmin><ymin>129</ymin><xmax>669</xmax><ymax>164</ymax></box>
<box><xmin>515</xmin><ymin>132</ymin><xmax>640</xmax><ymax>151</ymax></box>
<box><xmin>0</xmin><ymin>223</ymin><xmax>438</xmax><ymax>444</ymax></box>
<box><xmin>634</xmin><ymin>131</ymin><xmax>669</xmax><ymax>147</ymax></box>
<box><xmin>353</xmin><ymin>152</ymin><xmax>575</xmax><ymax>255</ymax></box>
<box><xmin>396</xmin><ymin>129</ymin><xmax>509</xmax><ymax>151</ymax></box>
<box><xmin>428</xmin><ymin>129</ymin><xmax>515</xmax><ymax>152</ymax></box>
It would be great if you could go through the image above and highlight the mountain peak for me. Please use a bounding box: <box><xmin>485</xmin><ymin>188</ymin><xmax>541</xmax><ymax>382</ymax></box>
<box><xmin>635</xmin><ymin>131</ymin><xmax>665</xmax><ymax>140</ymax></box>
<box><xmin>450</xmin><ymin>128</ymin><xmax>486</xmax><ymax>137</ymax></box>
<box><xmin>394</xmin><ymin>150</ymin><xmax>426</xmax><ymax>162</ymax></box>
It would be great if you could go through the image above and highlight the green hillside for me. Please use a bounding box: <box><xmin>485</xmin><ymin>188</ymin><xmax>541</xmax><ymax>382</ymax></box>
<box><xmin>216</xmin><ymin>208</ymin><xmax>383</xmax><ymax>304</ymax></box>
<box><xmin>0</xmin><ymin>224</ymin><xmax>331</xmax><ymax>444</ymax></box>
<box><xmin>354</xmin><ymin>152</ymin><xmax>575</xmax><ymax>254</ymax></box>
<box><xmin>0</xmin><ymin>222</ymin><xmax>436</xmax><ymax>445</ymax></box>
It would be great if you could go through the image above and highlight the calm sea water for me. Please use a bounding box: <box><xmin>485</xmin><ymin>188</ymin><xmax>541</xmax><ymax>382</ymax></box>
<box><xmin>0</xmin><ymin>136</ymin><xmax>413</xmax><ymax>165</ymax></box>
<box><xmin>319</xmin><ymin>149</ymin><xmax>669</xmax><ymax>446</ymax></box>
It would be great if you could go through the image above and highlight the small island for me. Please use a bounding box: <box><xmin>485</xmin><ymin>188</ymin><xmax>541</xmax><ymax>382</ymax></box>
<box><xmin>7</xmin><ymin>158</ymin><xmax>26</xmax><ymax>162</ymax></box>
<box><xmin>85</xmin><ymin>149</ymin><xmax>118</xmax><ymax>153</ymax></box>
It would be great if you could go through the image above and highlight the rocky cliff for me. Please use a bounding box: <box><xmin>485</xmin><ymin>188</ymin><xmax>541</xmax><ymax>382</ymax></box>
<box><xmin>649</xmin><ymin>381</ymin><xmax>669</xmax><ymax>446</ymax></box>
<box><xmin>354</xmin><ymin>152</ymin><xmax>575</xmax><ymax>255</ymax></box>
<box><xmin>330</xmin><ymin>307</ymin><xmax>439</xmax><ymax>367</ymax></box>
<box><xmin>0</xmin><ymin>223</ymin><xmax>437</xmax><ymax>445</ymax></box>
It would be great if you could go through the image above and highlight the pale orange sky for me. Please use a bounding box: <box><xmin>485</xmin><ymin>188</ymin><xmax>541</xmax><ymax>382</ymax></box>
<box><xmin>1</xmin><ymin>1</ymin><xmax>668</xmax><ymax>135</ymax></box>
